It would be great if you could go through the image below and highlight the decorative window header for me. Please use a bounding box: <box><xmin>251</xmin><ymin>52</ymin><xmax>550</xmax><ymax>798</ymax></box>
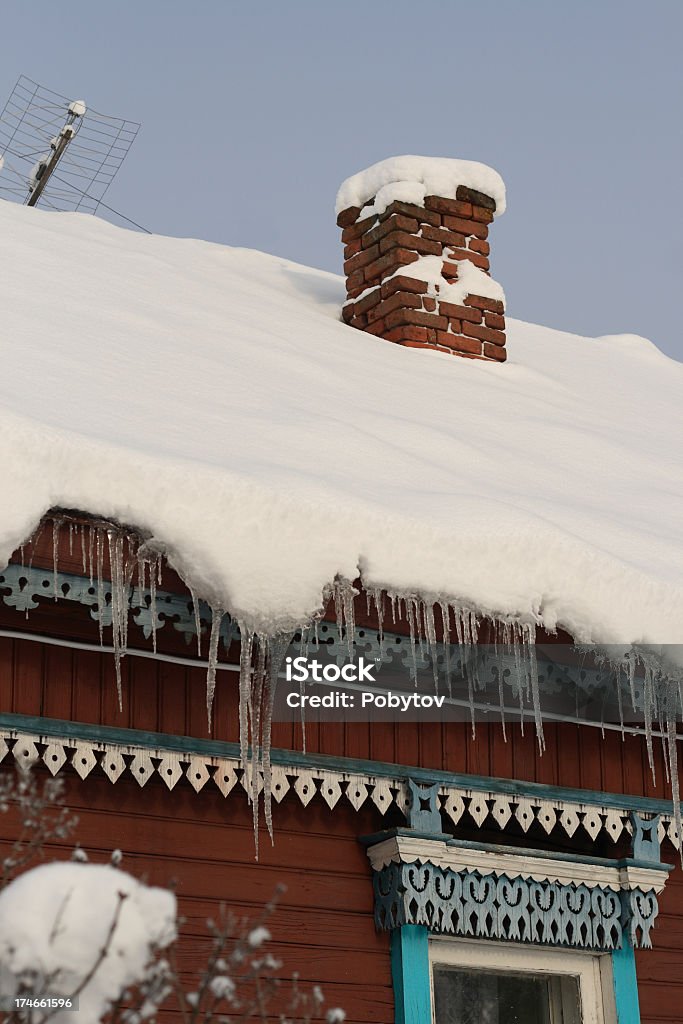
<box><xmin>366</xmin><ymin>830</ymin><xmax>670</xmax><ymax>952</ymax></box>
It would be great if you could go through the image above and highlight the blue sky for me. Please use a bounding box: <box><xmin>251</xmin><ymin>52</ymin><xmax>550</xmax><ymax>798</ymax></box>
<box><xmin>2</xmin><ymin>1</ymin><xmax>682</xmax><ymax>359</ymax></box>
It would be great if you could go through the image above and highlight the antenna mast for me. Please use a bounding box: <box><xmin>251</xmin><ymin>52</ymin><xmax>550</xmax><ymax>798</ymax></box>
<box><xmin>0</xmin><ymin>76</ymin><xmax>140</xmax><ymax>226</ymax></box>
<box><xmin>26</xmin><ymin>100</ymin><xmax>85</xmax><ymax>208</ymax></box>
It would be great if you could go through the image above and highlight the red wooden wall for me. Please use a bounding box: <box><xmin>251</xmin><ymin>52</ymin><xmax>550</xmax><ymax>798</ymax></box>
<box><xmin>1</xmin><ymin>526</ymin><xmax>682</xmax><ymax>1022</ymax></box>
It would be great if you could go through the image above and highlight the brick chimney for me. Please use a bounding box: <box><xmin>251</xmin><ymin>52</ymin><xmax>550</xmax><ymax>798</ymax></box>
<box><xmin>337</xmin><ymin>157</ymin><xmax>507</xmax><ymax>362</ymax></box>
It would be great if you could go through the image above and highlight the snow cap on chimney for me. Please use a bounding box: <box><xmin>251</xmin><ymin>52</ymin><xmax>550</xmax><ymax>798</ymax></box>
<box><xmin>337</xmin><ymin>156</ymin><xmax>507</xmax><ymax>362</ymax></box>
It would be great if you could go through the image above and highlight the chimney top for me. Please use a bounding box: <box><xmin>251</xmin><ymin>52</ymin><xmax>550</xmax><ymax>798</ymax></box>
<box><xmin>337</xmin><ymin>155</ymin><xmax>508</xmax><ymax>362</ymax></box>
<box><xmin>336</xmin><ymin>155</ymin><xmax>506</xmax><ymax>221</ymax></box>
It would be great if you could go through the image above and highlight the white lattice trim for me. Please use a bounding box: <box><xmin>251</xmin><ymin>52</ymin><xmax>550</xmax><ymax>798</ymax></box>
<box><xmin>1</xmin><ymin>728</ymin><xmax>679</xmax><ymax>849</ymax></box>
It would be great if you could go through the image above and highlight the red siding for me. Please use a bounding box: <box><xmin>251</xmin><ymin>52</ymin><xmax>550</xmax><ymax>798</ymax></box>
<box><xmin>2</xmin><ymin>529</ymin><xmax>682</xmax><ymax>1022</ymax></box>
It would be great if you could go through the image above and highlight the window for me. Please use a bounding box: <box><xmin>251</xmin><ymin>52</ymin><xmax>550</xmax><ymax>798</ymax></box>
<box><xmin>430</xmin><ymin>939</ymin><xmax>616</xmax><ymax>1024</ymax></box>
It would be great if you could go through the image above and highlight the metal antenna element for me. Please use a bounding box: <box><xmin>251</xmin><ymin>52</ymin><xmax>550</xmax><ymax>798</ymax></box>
<box><xmin>0</xmin><ymin>75</ymin><xmax>141</xmax><ymax>225</ymax></box>
<box><xmin>26</xmin><ymin>99</ymin><xmax>85</xmax><ymax>207</ymax></box>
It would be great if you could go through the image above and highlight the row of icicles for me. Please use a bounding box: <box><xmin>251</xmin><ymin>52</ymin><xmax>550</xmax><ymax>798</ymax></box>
<box><xmin>14</xmin><ymin>515</ymin><xmax>683</xmax><ymax>857</ymax></box>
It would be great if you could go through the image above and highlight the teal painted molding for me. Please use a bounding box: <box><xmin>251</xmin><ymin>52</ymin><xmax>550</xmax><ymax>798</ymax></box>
<box><xmin>0</xmin><ymin>711</ymin><xmax>681</xmax><ymax>819</ymax></box>
<box><xmin>612</xmin><ymin>939</ymin><xmax>640</xmax><ymax>1023</ymax></box>
<box><xmin>391</xmin><ymin>925</ymin><xmax>431</xmax><ymax>1024</ymax></box>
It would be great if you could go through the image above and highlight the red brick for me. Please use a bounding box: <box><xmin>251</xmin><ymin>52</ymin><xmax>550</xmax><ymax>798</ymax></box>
<box><xmin>362</xmin><ymin>214</ymin><xmax>420</xmax><ymax>248</ymax></box>
<box><xmin>465</xmin><ymin>295</ymin><xmax>504</xmax><ymax>314</ymax></box>
<box><xmin>337</xmin><ymin>206</ymin><xmax>362</xmax><ymax>228</ymax></box>
<box><xmin>456</xmin><ymin>185</ymin><xmax>497</xmax><ymax>211</ymax></box>
<box><xmin>380</xmin><ymin>201</ymin><xmax>441</xmax><ymax>227</ymax></box>
<box><xmin>368</xmin><ymin>291</ymin><xmax>422</xmax><ymax>323</ymax></box>
<box><xmin>436</xmin><ymin>331</ymin><xmax>482</xmax><ymax>355</ymax></box>
<box><xmin>444</xmin><ymin>317</ymin><xmax>462</xmax><ymax>333</ymax></box>
<box><xmin>379</xmin><ymin>231</ymin><xmax>441</xmax><ymax>257</ymax></box>
<box><xmin>384</xmin><ymin>326</ymin><xmax>438</xmax><ymax>345</ymax></box>
<box><xmin>439</xmin><ymin>301</ymin><xmax>482</xmax><ymax>324</ymax></box>
<box><xmin>471</xmin><ymin>204</ymin><xmax>495</xmax><ymax>224</ymax></box>
<box><xmin>385</xmin><ymin>308</ymin><xmax>447</xmax><ymax>331</ymax></box>
<box><xmin>424</xmin><ymin>196</ymin><xmax>473</xmax><ymax>218</ymax></box>
<box><xmin>380</xmin><ymin>275</ymin><xmax>428</xmax><ymax>299</ymax></box>
<box><xmin>442</xmin><ymin>249</ymin><xmax>489</xmax><ymax>271</ymax></box>
<box><xmin>344</xmin><ymin>243</ymin><xmax>380</xmax><ymax>276</ymax></box>
<box><xmin>354</xmin><ymin>288</ymin><xmax>382</xmax><ymax>316</ymax></box>
<box><xmin>483</xmin><ymin>342</ymin><xmax>507</xmax><ymax>362</ymax></box>
<box><xmin>350</xmin><ymin>313</ymin><xmax>367</xmax><ymax>329</ymax></box>
<box><xmin>463</xmin><ymin>321</ymin><xmax>507</xmax><ymax>345</ymax></box>
<box><xmin>363</xmin><ymin>249</ymin><xmax>419</xmax><ymax>283</ymax></box>
<box><xmin>344</xmin><ymin>238</ymin><xmax>362</xmax><ymax>259</ymax></box>
<box><xmin>346</xmin><ymin>269</ymin><xmax>365</xmax><ymax>295</ymax></box>
<box><xmin>422</xmin><ymin>296</ymin><xmax>437</xmax><ymax>312</ymax></box>
<box><xmin>341</xmin><ymin>214</ymin><xmax>378</xmax><ymax>242</ymax></box>
<box><xmin>341</xmin><ymin>302</ymin><xmax>355</xmax><ymax>324</ymax></box>
<box><xmin>468</xmin><ymin>237</ymin><xmax>490</xmax><ymax>256</ymax></box>
<box><xmin>421</xmin><ymin>225</ymin><xmax>467</xmax><ymax>249</ymax></box>
<box><xmin>484</xmin><ymin>311</ymin><xmax>505</xmax><ymax>330</ymax></box>
<box><xmin>442</xmin><ymin>215</ymin><xmax>488</xmax><ymax>240</ymax></box>
<box><xmin>364</xmin><ymin>318</ymin><xmax>387</xmax><ymax>336</ymax></box>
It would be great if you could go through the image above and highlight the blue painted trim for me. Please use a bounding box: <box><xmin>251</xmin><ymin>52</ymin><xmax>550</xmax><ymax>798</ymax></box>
<box><xmin>0</xmin><ymin>711</ymin><xmax>680</xmax><ymax>819</ymax></box>
<box><xmin>612</xmin><ymin>938</ymin><xmax>640</xmax><ymax>1023</ymax></box>
<box><xmin>391</xmin><ymin>925</ymin><xmax>431</xmax><ymax>1024</ymax></box>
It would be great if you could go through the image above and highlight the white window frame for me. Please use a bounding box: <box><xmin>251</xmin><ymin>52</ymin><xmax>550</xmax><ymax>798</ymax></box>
<box><xmin>429</xmin><ymin>937</ymin><xmax>618</xmax><ymax>1024</ymax></box>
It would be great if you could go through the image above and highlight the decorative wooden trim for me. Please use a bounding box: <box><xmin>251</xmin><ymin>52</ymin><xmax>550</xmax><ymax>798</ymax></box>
<box><xmin>368</xmin><ymin>833</ymin><xmax>667</xmax><ymax>952</ymax></box>
<box><xmin>0</xmin><ymin>714</ymin><xmax>680</xmax><ymax>851</ymax></box>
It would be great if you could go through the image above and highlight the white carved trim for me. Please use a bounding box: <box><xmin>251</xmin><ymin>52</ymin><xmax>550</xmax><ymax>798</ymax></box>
<box><xmin>0</xmin><ymin>727</ymin><xmax>679</xmax><ymax>849</ymax></box>
<box><xmin>366</xmin><ymin>835</ymin><xmax>669</xmax><ymax>893</ymax></box>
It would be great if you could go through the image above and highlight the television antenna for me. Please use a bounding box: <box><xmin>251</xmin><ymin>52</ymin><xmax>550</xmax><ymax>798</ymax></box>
<box><xmin>0</xmin><ymin>75</ymin><xmax>142</xmax><ymax>226</ymax></box>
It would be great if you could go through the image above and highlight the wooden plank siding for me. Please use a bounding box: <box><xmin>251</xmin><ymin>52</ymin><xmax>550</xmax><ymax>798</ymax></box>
<box><xmin>0</xmin><ymin>769</ymin><xmax>393</xmax><ymax>1024</ymax></box>
<box><xmin>0</xmin><ymin>633</ymin><xmax>672</xmax><ymax>801</ymax></box>
<box><xmin>2</xmin><ymin>528</ymin><xmax>683</xmax><ymax>1022</ymax></box>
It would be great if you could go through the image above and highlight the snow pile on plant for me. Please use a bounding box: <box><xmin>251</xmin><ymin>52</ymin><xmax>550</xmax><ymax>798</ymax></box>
<box><xmin>335</xmin><ymin>155</ymin><xmax>507</xmax><ymax>216</ymax></box>
<box><xmin>0</xmin><ymin>861</ymin><xmax>176</xmax><ymax>1021</ymax></box>
<box><xmin>0</xmin><ymin>199</ymin><xmax>681</xmax><ymax>651</ymax></box>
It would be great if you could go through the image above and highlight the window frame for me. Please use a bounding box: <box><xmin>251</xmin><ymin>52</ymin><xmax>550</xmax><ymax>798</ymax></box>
<box><xmin>429</xmin><ymin>937</ymin><xmax>617</xmax><ymax>1024</ymax></box>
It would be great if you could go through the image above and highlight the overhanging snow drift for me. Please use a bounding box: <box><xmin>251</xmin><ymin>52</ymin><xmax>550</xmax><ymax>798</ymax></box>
<box><xmin>0</xmin><ymin>199</ymin><xmax>681</xmax><ymax>650</ymax></box>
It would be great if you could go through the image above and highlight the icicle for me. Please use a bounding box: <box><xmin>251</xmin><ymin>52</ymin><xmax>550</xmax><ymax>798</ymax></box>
<box><xmin>52</xmin><ymin>518</ymin><xmax>62</xmax><ymax>601</ymax></box>
<box><xmin>406</xmin><ymin>598</ymin><xmax>419</xmax><ymax>684</ymax></box>
<box><xmin>250</xmin><ymin>638</ymin><xmax>268</xmax><ymax>855</ymax></box>
<box><xmin>80</xmin><ymin>524</ymin><xmax>87</xmax><ymax>576</ymax></box>
<box><xmin>423</xmin><ymin>601</ymin><xmax>439</xmax><ymax>692</ymax></box>
<box><xmin>263</xmin><ymin>633</ymin><xmax>292</xmax><ymax>843</ymax></box>
<box><xmin>149</xmin><ymin>554</ymin><xmax>158</xmax><ymax>653</ymax></box>
<box><xmin>27</xmin><ymin>521</ymin><xmax>45</xmax><ymax>572</ymax></box>
<box><xmin>522</xmin><ymin>622</ymin><xmax>544</xmax><ymax>753</ymax></box>
<box><xmin>107</xmin><ymin>529</ymin><xmax>127</xmax><ymax>710</ymax></box>
<box><xmin>666</xmin><ymin>682</ymin><xmax>682</xmax><ymax>862</ymax></box>
<box><xmin>188</xmin><ymin>585</ymin><xmax>202</xmax><ymax>657</ymax></box>
<box><xmin>370</xmin><ymin>588</ymin><xmax>385</xmax><ymax>656</ymax></box>
<box><xmin>205</xmin><ymin>607</ymin><xmax>224</xmax><ymax>730</ymax></box>
<box><xmin>438</xmin><ymin>601</ymin><xmax>453</xmax><ymax>698</ymax></box>
<box><xmin>88</xmin><ymin>525</ymin><xmax>95</xmax><ymax>586</ymax></box>
<box><xmin>643</xmin><ymin>665</ymin><xmax>656</xmax><ymax>782</ymax></box>
<box><xmin>238</xmin><ymin>626</ymin><xmax>254</xmax><ymax>774</ymax></box>
<box><xmin>96</xmin><ymin>528</ymin><xmax>105</xmax><ymax>645</ymax></box>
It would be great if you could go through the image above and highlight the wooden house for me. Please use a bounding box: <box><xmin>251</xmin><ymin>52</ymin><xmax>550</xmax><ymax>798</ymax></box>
<box><xmin>0</xmin><ymin>156</ymin><xmax>682</xmax><ymax>1024</ymax></box>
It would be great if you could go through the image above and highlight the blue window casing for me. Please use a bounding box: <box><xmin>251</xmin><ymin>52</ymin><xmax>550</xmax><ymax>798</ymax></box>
<box><xmin>390</xmin><ymin>925</ymin><xmax>641</xmax><ymax>1024</ymax></box>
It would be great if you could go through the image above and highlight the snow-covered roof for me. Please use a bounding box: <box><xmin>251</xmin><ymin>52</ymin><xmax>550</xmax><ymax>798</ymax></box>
<box><xmin>1</xmin><ymin>199</ymin><xmax>682</xmax><ymax>651</ymax></box>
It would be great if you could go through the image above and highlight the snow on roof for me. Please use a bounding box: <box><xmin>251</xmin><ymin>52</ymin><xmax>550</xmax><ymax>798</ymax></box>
<box><xmin>0</xmin><ymin>199</ymin><xmax>682</xmax><ymax>651</ymax></box>
<box><xmin>335</xmin><ymin>155</ymin><xmax>507</xmax><ymax>216</ymax></box>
